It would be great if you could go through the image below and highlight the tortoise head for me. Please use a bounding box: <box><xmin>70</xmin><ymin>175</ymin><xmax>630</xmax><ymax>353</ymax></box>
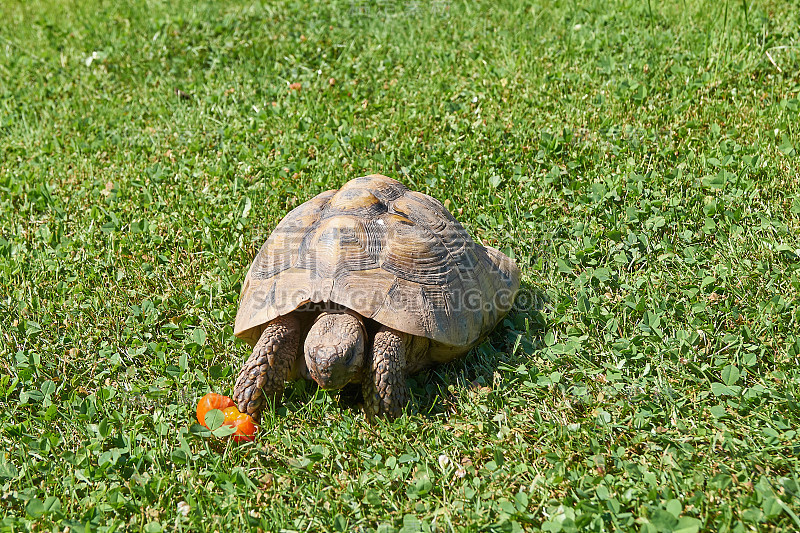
<box><xmin>304</xmin><ymin>310</ymin><xmax>367</xmax><ymax>390</ymax></box>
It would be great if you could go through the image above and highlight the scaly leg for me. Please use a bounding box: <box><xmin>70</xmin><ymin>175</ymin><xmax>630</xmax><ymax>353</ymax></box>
<box><xmin>362</xmin><ymin>326</ymin><xmax>413</xmax><ymax>419</ymax></box>
<box><xmin>233</xmin><ymin>314</ymin><xmax>301</xmax><ymax>420</ymax></box>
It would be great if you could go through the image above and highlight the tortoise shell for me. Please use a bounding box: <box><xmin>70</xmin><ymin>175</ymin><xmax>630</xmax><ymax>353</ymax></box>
<box><xmin>234</xmin><ymin>174</ymin><xmax>520</xmax><ymax>361</ymax></box>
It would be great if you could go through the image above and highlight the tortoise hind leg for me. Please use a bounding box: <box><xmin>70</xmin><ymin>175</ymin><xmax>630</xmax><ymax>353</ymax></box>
<box><xmin>363</xmin><ymin>326</ymin><xmax>428</xmax><ymax>420</ymax></box>
<box><xmin>233</xmin><ymin>314</ymin><xmax>301</xmax><ymax>420</ymax></box>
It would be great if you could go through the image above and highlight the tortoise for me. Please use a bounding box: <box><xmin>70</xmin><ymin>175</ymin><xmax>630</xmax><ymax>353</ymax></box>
<box><xmin>232</xmin><ymin>174</ymin><xmax>520</xmax><ymax>419</ymax></box>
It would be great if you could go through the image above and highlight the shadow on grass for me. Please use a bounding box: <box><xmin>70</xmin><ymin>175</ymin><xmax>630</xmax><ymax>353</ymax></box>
<box><xmin>412</xmin><ymin>280</ymin><xmax>550</xmax><ymax>419</ymax></box>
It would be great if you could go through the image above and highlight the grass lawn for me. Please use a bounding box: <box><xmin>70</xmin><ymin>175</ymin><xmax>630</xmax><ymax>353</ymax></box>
<box><xmin>2</xmin><ymin>0</ymin><xmax>800</xmax><ymax>530</ymax></box>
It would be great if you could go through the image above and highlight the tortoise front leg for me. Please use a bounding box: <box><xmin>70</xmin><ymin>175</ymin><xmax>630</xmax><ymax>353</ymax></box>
<box><xmin>363</xmin><ymin>326</ymin><xmax>428</xmax><ymax>420</ymax></box>
<box><xmin>233</xmin><ymin>315</ymin><xmax>301</xmax><ymax>420</ymax></box>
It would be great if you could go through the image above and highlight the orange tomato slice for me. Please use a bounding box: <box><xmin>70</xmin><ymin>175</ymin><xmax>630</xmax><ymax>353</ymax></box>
<box><xmin>196</xmin><ymin>392</ymin><xmax>234</xmax><ymax>428</ymax></box>
<box><xmin>222</xmin><ymin>406</ymin><xmax>258</xmax><ymax>442</ymax></box>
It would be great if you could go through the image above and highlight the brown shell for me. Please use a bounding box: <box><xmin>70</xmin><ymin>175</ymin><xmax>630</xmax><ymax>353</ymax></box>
<box><xmin>234</xmin><ymin>174</ymin><xmax>520</xmax><ymax>360</ymax></box>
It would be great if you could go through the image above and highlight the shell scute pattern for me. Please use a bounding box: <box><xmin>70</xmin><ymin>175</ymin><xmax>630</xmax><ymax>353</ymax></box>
<box><xmin>235</xmin><ymin>175</ymin><xmax>520</xmax><ymax>352</ymax></box>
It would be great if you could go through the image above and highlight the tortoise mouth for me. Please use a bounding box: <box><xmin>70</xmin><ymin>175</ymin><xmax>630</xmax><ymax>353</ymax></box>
<box><xmin>306</xmin><ymin>346</ymin><xmax>363</xmax><ymax>390</ymax></box>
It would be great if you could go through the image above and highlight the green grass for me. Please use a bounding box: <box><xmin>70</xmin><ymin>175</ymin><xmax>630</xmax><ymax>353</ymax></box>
<box><xmin>1</xmin><ymin>0</ymin><xmax>800</xmax><ymax>530</ymax></box>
